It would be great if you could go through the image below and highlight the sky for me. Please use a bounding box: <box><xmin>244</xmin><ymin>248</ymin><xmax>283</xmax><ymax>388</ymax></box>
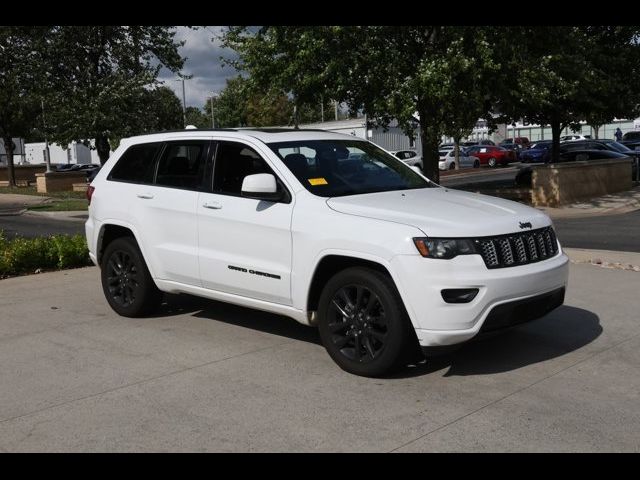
<box><xmin>157</xmin><ymin>26</ymin><xmax>239</xmax><ymax>110</ymax></box>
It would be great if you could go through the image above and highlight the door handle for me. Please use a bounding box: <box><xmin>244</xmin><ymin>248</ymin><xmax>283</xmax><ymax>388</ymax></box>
<box><xmin>202</xmin><ymin>201</ymin><xmax>222</xmax><ymax>210</ymax></box>
<box><xmin>136</xmin><ymin>193</ymin><xmax>154</xmax><ymax>199</ymax></box>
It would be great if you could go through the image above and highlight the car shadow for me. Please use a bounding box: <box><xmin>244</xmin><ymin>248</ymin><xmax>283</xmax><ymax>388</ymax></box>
<box><xmin>155</xmin><ymin>297</ymin><xmax>601</xmax><ymax>380</ymax></box>
<box><xmin>385</xmin><ymin>305</ymin><xmax>602</xmax><ymax>379</ymax></box>
<box><xmin>159</xmin><ymin>293</ymin><xmax>322</xmax><ymax>344</ymax></box>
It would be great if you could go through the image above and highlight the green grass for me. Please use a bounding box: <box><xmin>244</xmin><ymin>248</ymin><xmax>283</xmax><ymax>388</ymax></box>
<box><xmin>0</xmin><ymin>231</ymin><xmax>92</xmax><ymax>278</ymax></box>
<box><xmin>27</xmin><ymin>199</ymin><xmax>88</xmax><ymax>212</ymax></box>
<box><xmin>0</xmin><ymin>185</ymin><xmax>87</xmax><ymax>199</ymax></box>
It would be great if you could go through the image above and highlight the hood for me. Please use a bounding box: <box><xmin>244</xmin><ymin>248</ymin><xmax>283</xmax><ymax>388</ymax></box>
<box><xmin>326</xmin><ymin>187</ymin><xmax>551</xmax><ymax>237</ymax></box>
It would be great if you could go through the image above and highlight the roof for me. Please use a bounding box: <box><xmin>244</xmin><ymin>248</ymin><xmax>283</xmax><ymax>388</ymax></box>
<box><xmin>120</xmin><ymin>127</ymin><xmax>365</xmax><ymax>145</ymax></box>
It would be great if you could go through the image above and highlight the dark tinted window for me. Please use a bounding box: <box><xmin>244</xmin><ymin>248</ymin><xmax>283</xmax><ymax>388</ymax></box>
<box><xmin>155</xmin><ymin>141</ymin><xmax>208</xmax><ymax>190</ymax></box>
<box><xmin>213</xmin><ymin>141</ymin><xmax>284</xmax><ymax>197</ymax></box>
<box><xmin>108</xmin><ymin>143</ymin><xmax>161</xmax><ymax>184</ymax></box>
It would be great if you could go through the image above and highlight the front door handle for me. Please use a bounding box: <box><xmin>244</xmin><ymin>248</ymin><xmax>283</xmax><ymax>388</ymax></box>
<box><xmin>202</xmin><ymin>201</ymin><xmax>222</xmax><ymax>210</ymax></box>
<box><xmin>137</xmin><ymin>193</ymin><xmax>154</xmax><ymax>199</ymax></box>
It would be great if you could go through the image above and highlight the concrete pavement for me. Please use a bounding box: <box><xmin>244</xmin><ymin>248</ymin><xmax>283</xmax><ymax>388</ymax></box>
<box><xmin>0</xmin><ymin>261</ymin><xmax>639</xmax><ymax>452</ymax></box>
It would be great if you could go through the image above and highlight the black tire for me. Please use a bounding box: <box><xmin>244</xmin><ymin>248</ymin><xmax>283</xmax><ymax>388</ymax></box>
<box><xmin>473</xmin><ymin>159</ymin><xmax>480</xmax><ymax>168</ymax></box>
<box><xmin>100</xmin><ymin>236</ymin><xmax>162</xmax><ymax>317</ymax></box>
<box><xmin>449</xmin><ymin>162</ymin><xmax>456</xmax><ymax>170</ymax></box>
<box><xmin>488</xmin><ymin>157</ymin><xmax>497</xmax><ymax>168</ymax></box>
<box><xmin>317</xmin><ymin>267</ymin><xmax>417</xmax><ymax>377</ymax></box>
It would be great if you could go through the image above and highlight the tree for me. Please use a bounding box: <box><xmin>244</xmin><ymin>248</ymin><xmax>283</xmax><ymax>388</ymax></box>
<box><xmin>38</xmin><ymin>26</ymin><xmax>185</xmax><ymax>164</ymax></box>
<box><xmin>223</xmin><ymin>27</ymin><xmax>500</xmax><ymax>183</ymax></box>
<box><xmin>491</xmin><ymin>26</ymin><xmax>640</xmax><ymax>162</ymax></box>
<box><xmin>0</xmin><ymin>27</ymin><xmax>46</xmax><ymax>187</ymax></box>
<box><xmin>185</xmin><ymin>106</ymin><xmax>211</xmax><ymax>129</ymax></box>
<box><xmin>144</xmin><ymin>86</ymin><xmax>184</xmax><ymax>132</ymax></box>
<box><xmin>205</xmin><ymin>75</ymin><xmax>296</xmax><ymax>128</ymax></box>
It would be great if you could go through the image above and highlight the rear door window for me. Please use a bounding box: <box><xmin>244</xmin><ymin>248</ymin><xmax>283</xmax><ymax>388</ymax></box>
<box><xmin>155</xmin><ymin>141</ymin><xmax>209</xmax><ymax>190</ymax></box>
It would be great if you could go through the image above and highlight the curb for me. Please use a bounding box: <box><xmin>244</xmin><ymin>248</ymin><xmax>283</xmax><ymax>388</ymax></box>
<box><xmin>22</xmin><ymin>211</ymin><xmax>88</xmax><ymax>222</ymax></box>
<box><xmin>563</xmin><ymin>247</ymin><xmax>640</xmax><ymax>272</ymax></box>
<box><xmin>0</xmin><ymin>208</ymin><xmax>27</xmax><ymax>216</ymax></box>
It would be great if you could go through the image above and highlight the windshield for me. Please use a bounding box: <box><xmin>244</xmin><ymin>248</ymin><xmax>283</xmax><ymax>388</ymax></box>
<box><xmin>267</xmin><ymin>139</ymin><xmax>433</xmax><ymax>197</ymax></box>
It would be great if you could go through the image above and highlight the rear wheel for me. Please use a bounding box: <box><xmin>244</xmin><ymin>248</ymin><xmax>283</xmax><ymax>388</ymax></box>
<box><xmin>317</xmin><ymin>267</ymin><xmax>417</xmax><ymax>377</ymax></box>
<box><xmin>101</xmin><ymin>237</ymin><xmax>162</xmax><ymax>317</ymax></box>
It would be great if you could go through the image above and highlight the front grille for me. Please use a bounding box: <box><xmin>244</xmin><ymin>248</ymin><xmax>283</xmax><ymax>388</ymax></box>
<box><xmin>475</xmin><ymin>226</ymin><xmax>558</xmax><ymax>269</ymax></box>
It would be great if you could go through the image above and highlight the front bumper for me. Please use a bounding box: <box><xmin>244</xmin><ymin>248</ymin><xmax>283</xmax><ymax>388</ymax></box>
<box><xmin>390</xmin><ymin>249</ymin><xmax>569</xmax><ymax>346</ymax></box>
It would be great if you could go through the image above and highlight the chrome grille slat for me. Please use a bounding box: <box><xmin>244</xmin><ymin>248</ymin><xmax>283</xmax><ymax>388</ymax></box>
<box><xmin>475</xmin><ymin>227</ymin><xmax>558</xmax><ymax>269</ymax></box>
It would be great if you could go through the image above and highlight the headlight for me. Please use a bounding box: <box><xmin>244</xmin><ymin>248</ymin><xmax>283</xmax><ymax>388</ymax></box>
<box><xmin>413</xmin><ymin>237</ymin><xmax>477</xmax><ymax>259</ymax></box>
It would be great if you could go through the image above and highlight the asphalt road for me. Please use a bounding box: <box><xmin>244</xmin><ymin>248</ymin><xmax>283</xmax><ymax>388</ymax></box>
<box><xmin>0</xmin><ymin>213</ymin><xmax>85</xmax><ymax>238</ymax></box>
<box><xmin>0</xmin><ymin>262</ymin><xmax>639</xmax><ymax>452</ymax></box>
<box><xmin>554</xmin><ymin>210</ymin><xmax>640</xmax><ymax>253</ymax></box>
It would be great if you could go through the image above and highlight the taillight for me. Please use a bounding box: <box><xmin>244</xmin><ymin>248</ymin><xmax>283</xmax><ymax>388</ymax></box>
<box><xmin>86</xmin><ymin>185</ymin><xmax>95</xmax><ymax>205</ymax></box>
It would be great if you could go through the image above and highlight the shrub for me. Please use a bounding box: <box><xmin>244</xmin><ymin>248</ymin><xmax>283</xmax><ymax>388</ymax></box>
<box><xmin>0</xmin><ymin>232</ymin><xmax>91</xmax><ymax>278</ymax></box>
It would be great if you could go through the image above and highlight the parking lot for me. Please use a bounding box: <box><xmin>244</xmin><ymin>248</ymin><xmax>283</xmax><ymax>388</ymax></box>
<box><xmin>0</xmin><ymin>261</ymin><xmax>638</xmax><ymax>452</ymax></box>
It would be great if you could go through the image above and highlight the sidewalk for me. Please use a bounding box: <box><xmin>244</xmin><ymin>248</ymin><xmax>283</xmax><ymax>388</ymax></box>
<box><xmin>563</xmin><ymin>247</ymin><xmax>640</xmax><ymax>272</ymax></box>
<box><xmin>537</xmin><ymin>186</ymin><xmax>640</xmax><ymax>219</ymax></box>
<box><xmin>0</xmin><ymin>193</ymin><xmax>50</xmax><ymax>215</ymax></box>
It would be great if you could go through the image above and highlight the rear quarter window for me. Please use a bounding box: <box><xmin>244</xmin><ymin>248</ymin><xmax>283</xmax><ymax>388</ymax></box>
<box><xmin>108</xmin><ymin>143</ymin><xmax>162</xmax><ymax>184</ymax></box>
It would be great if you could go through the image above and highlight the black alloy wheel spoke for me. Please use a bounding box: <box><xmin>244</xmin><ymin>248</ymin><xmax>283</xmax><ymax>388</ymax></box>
<box><xmin>329</xmin><ymin>283</ymin><xmax>388</xmax><ymax>364</ymax></box>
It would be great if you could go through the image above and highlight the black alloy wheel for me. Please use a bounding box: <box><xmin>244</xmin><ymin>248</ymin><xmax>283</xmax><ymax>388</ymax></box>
<box><xmin>318</xmin><ymin>267</ymin><xmax>418</xmax><ymax>377</ymax></box>
<box><xmin>101</xmin><ymin>236</ymin><xmax>162</xmax><ymax>317</ymax></box>
<box><xmin>326</xmin><ymin>284</ymin><xmax>388</xmax><ymax>363</ymax></box>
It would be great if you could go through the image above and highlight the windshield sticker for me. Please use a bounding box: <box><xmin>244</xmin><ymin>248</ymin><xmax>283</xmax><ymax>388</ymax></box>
<box><xmin>308</xmin><ymin>177</ymin><xmax>328</xmax><ymax>186</ymax></box>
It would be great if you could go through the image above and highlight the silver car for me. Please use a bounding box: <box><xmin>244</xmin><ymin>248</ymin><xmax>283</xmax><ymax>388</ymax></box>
<box><xmin>438</xmin><ymin>149</ymin><xmax>480</xmax><ymax>170</ymax></box>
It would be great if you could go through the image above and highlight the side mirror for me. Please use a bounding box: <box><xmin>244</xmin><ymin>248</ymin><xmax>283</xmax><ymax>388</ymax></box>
<box><xmin>241</xmin><ymin>173</ymin><xmax>282</xmax><ymax>201</ymax></box>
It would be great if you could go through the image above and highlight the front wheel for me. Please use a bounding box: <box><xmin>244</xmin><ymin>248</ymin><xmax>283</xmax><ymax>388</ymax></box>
<box><xmin>317</xmin><ymin>267</ymin><xmax>418</xmax><ymax>377</ymax></box>
<box><xmin>488</xmin><ymin>157</ymin><xmax>497</xmax><ymax>168</ymax></box>
<box><xmin>449</xmin><ymin>162</ymin><xmax>456</xmax><ymax>170</ymax></box>
<box><xmin>101</xmin><ymin>236</ymin><xmax>163</xmax><ymax>317</ymax></box>
<box><xmin>473</xmin><ymin>159</ymin><xmax>480</xmax><ymax>168</ymax></box>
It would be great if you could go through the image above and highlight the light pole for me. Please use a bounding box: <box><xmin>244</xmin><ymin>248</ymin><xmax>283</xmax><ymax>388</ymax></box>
<box><xmin>41</xmin><ymin>99</ymin><xmax>52</xmax><ymax>173</ymax></box>
<box><xmin>175</xmin><ymin>78</ymin><xmax>187</xmax><ymax>128</ymax></box>
<box><xmin>209</xmin><ymin>92</ymin><xmax>217</xmax><ymax>128</ymax></box>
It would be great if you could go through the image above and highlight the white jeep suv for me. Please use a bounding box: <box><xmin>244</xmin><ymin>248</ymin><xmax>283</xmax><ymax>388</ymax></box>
<box><xmin>86</xmin><ymin>128</ymin><xmax>569</xmax><ymax>377</ymax></box>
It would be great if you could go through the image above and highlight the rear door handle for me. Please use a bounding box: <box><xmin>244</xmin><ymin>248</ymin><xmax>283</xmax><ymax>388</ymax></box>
<box><xmin>202</xmin><ymin>201</ymin><xmax>222</xmax><ymax>210</ymax></box>
<box><xmin>136</xmin><ymin>193</ymin><xmax>154</xmax><ymax>199</ymax></box>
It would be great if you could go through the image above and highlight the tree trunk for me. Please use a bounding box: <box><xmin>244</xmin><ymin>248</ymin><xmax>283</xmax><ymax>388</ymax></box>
<box><xmin>419</xmin><ymin>117</ymin><xmax>440</xmax><ymax>184</ymax></box>
<box><xmin>593</xmin><ymin>125</ymin><xmax>600</xmax><ymax>139</ymax></box>
<box><xmin>550</xmin><ymin>120</ymin><xmax>561</xmax><ymax>164</ymax></box>
<box><xmin>96</xmin><ymin>135</ymin><xmax>111</xmax><ymax>165</ymax></box>
<box><xmin>453</xmin><ymin>137</ymin><xmax>461</xmax><ymax>170</ymax></box>
<box><xmin>3</xmin><ymin>137</ymin><xmax>16</xmax><ymax>188</ymax></box>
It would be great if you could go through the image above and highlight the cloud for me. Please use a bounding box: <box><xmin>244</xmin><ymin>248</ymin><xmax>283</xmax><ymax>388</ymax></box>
<box><xmin>158</xmin><ymin>26</ymin><xmax>240</xmax><ymax>110</ymax></box>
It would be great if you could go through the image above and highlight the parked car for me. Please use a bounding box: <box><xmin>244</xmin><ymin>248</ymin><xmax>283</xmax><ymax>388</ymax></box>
<box><xmin>500</xmin><ymin>137</ymin><xmax>531</xmax><ymax>149</ymax></box>
<box><xmin>464</xmin><ymin>145</ymin><xmax>517</xmax><ymax>167</ymax></box>
<box><xmin>390</xmin><ymin>150</ymin><xmax>422</xmax><ymax>168</ymax></box>
<box><xmin>461</xmin><ymin>139</ymin><xmax>495</xmax><ymax>147</ymax></box>
<box><xmin>500</xmin><ymin>143</ymin><xmax>525</xmax><ymax>160</ymax></box>
<box><xmin>86</xmin><ymin>128</ymin><xmax>568</xmax><ymax>377</ymax></box>
<box><xmin>559</xmin><ymin>134</ymin><xmax>590</xmax><ymax>142</ymax></box>
<box><xmin>560</xmin><ymin>139</ymin><xmax>640</xmax><ymax>161</ymax></box>
<box><xmin>620</xmin><ymin>131</ymin><xmax>640</xmax><ymax>150</ymax></box>
<box><xmin>520</xmin><ymin>141</ymin><xmax>553</xmax><ymax>163</ymax></box>
<box><xmin>438</xmin><ymin>149</ymin><xmax>480</xmax><ymax>170</ymax></box>
<box><xmin>55</xmin><ymin>164</ymin><xmax>74</xmax><ymax>172</ymax></box>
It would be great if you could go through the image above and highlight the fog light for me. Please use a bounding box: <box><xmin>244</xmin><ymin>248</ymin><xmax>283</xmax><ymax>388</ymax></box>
<box><xmin>441</xmin><ymin>288</ymin><xmax>479</xmax><ymax>304</ymax></box>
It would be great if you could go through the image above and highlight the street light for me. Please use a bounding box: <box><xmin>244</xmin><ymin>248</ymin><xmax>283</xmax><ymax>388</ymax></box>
<box><xmin>209</xmin><ymin>92</ymin><xmax>218</xmax><ymax>128</ymax></box>
<box><xmin>41</xmin><ymin>99</ymin><xmax>52</xmax><ymax>173</ymax></box>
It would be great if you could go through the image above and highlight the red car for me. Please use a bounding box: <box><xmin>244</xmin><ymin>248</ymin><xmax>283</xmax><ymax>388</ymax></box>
<box><xmin>465</xmin><ymin>145</ymin><xmax>517</xmax><ymax>167</ymax></box>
